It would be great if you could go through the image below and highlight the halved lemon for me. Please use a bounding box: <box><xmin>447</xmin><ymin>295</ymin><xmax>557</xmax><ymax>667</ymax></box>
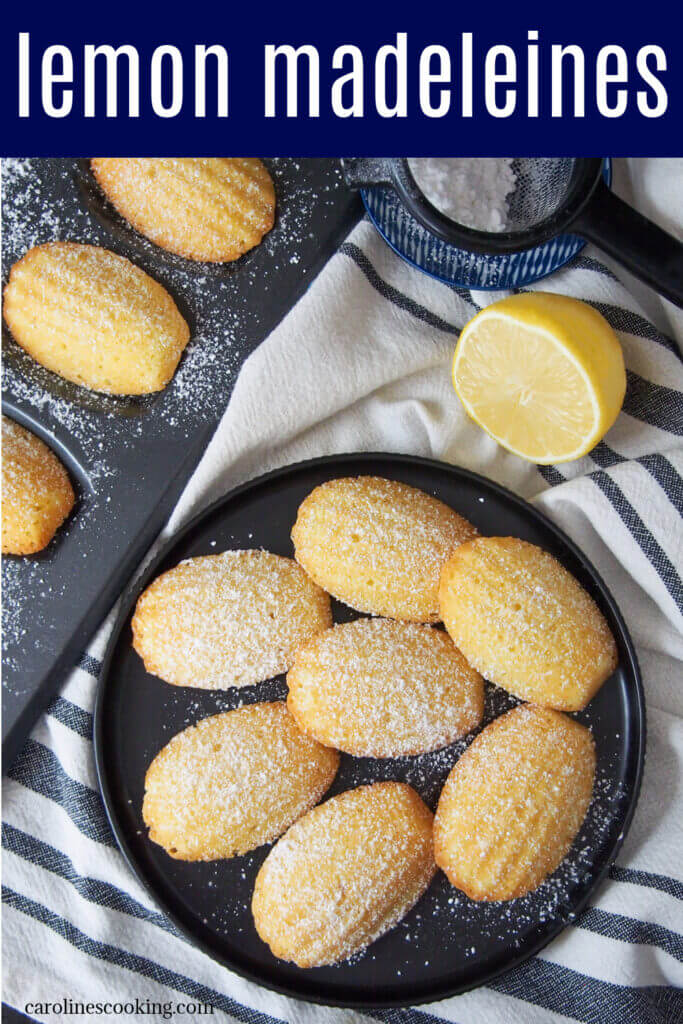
<box><xmin>452</xmin><ymin>293</ymin><xmax>626</xmax><ymax>464</ymax></box>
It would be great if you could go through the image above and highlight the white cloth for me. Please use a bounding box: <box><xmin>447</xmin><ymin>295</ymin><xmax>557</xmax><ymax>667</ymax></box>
<box><xmin>4</xmin><ymin>159</ymin><xmax>683</xmax><ymax>1024</ymax></box>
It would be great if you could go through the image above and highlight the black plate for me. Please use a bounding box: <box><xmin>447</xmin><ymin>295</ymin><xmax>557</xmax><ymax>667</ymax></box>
<box><xmin>2</xmin><ymin>158</ymin><xmax>362</xmax><ymax>765</ymax></box>
<box><xmin>94</xmin><ymin>453</ymin><xmax>645</xmax><ymax>1008</ymax></box>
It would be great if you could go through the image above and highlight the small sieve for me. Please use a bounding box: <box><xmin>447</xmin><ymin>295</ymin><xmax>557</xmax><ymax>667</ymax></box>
<box><xmin>342</xmin><ymin>158</ymin><xmax>683</xmax><ymax>306</ymax></box>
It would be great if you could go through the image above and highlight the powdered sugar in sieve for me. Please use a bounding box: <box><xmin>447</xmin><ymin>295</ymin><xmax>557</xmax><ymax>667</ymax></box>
<box><xmin>407</xmin><ymin>158</ymin><xmax>517</xmax><ymax>232</ymax></box>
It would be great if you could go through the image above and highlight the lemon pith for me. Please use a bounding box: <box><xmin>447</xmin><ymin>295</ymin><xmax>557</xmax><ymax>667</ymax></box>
<box><xmin>452</xmin><ymin>293</ymin><xmax>626</xmax><ymax>464</ymax></box>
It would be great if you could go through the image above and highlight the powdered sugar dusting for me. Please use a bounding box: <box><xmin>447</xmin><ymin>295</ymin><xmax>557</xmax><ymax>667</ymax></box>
<box><xmin>252</xmin><ymin>782</ymin><xmax>435</xmax><ymax>967</ymax></box>
<box><xmin>440</xmin><ymin>537</ymin><xmax>618</xmax><ymax>710</ymax></box>
<box><xmin>292</xmin><ymin>475</ymin><xmax>478</xmax><ymax>621</ymax></box>
<box><xmin>407</xmin><ymin>158</ymin><xmax>517</xmax><ymax>232</ymax></box>
<box><xmin>143</xmin><ymin>702</ymin><xmax>338</xmax><ymax>861</ymax></box>
<box><xmin>2</xmin><ymin>157</ymin><xmax>353</xmax><ymax>701</ymax></box>
<box><xmin>132</xmin><ymin>550</ymin><xmax>332</xmax><ymax>690</ymax></box>
<box><xmin>288</xmin><ymin>617</ymin><xmax>483</xmax><ymax>757</ymax></box>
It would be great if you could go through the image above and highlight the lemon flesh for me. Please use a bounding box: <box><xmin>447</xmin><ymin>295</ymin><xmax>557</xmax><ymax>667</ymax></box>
<box><xmin>453</xmin><ymin>293</ymin><xmax>626</xmax><ymax>464</ymax></box>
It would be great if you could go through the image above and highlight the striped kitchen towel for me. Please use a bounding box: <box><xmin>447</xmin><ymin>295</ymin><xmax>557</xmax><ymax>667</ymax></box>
<box><xmin>3</xmin><ymin>169</ymin><xmax>683</xmax><ymax>1024</ymax></box>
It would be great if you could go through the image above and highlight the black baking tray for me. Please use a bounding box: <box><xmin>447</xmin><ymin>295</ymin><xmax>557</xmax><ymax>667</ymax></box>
<box><xmin>94</xmin><ymin>452</ymin><xmax>645</xmax><ymax>1008</ymax></box>
<box><xmin>1</xmin><ymin>158</ymin><xmax>363</xmax><ymax>766</ymax></box>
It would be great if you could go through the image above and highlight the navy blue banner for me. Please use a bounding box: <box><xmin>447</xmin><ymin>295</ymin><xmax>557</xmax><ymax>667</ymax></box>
<box><xmin>1</xmin><ymin>4</ymin><xmax>680</xmax><ymax>155</ymax></box>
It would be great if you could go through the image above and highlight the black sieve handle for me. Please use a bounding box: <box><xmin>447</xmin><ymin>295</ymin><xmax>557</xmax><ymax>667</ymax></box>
<box><xmin>573</xmin><ymin>179</ymin><xmax>683</xmax><ymax>308</ymax></box>
<box><xmin>341</xmin><ymin>158</ymin><xmax>397</xmax><ymax>188</ymax></box>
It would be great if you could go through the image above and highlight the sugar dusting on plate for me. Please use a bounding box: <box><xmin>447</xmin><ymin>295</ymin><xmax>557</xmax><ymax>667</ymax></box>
<box><xmin>174</xmin><ymin>683</ymin><xmax>626</xmax><ymax>972</ymax></box>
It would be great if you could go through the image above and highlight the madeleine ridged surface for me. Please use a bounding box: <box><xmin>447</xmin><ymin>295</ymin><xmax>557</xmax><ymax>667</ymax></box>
<box><xmin>91</xmin><ymin>158</ymin><xmax>275</xmax><ymax>262</ymax></box>
<box><xmin>2</xmin><ymin>416</ymin><xmax>75</xmax><ymax>555</ymax></box>
<box><xmin>143</xmin><ymin>703</ymin><xmax>339</xmax><ymax>861</ymax></box>
<box><xmin>291</xmin><ymin>476</ymin><xmax>477</xmax><ymax>622</ymax></box>
<box><xmin>3</xmin><ymin>242</ymin><xmax>190</xmax><ymax>394</ymax></box>
<box><xmin>439</xmin><ymin>536</ymin><xmax>618</xmax><ymax>711</ymax></box>
<box><xmin>132</xmin><ymin>549</ymin><xmax>332</xmax><ymax>689</ymax></box>
<box><xmin>287</xmin><ymin>618</ymin><xmax>483</xmax><ymax>757</ymax></box>
<box><xmin>434</xmin><ymin>704</ymin><xmax>596</xmax><ymax>900</ymax></box>
<box><xmin>252</xmin><ymin>782</ymin><xmax>436</xmax><ymax>967</ymax></box>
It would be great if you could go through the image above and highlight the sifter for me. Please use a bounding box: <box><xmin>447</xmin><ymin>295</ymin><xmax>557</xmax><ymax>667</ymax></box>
<box><xmin>342</xmin><ymin>158</ymin><xmax>683</xmax><ymax>305</ymax></box>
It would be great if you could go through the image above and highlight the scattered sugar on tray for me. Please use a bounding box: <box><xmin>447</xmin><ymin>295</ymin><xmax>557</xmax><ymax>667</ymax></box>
<box><xmin>2</xmin><ymin>159</ymin><xmax>63</xmax><ymax>250</ymax></box>
<box><xmin>3</xmin><ymin>158</ymin><xmax>346</xmax><ymax>437</ymax></box>
<box><xmin>2</xmin><ymin>557</ymin><xmax>69</xmax><ymax>681</ymax></box>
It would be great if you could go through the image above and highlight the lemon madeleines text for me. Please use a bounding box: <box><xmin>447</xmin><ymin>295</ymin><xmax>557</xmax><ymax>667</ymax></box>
<box><xmin>252</xmin><ymin>782</ymin><xmax>435</xmax><ymax>967</ymax></box>
<box><xmin>132</xmin><ymin>550</ymin><xmax>332</xmax><ymax>689</ymax></box>
<box><xmin>143</xmin><ymin>703</ymin><xmax>338</xmax><ymax>861</ymax></box>
<box><xmin>3</xmin><ymin>242</ymin><xmax>189</xmax><ymax>394</ymax></box>
<box><xmin>439</xmin><ymin>536</ymin><xmax>617</xmax><ymax>711</ymax></box>
<box><xmin>292</xmin><ymin>476</ymin><xmax>477</xmax><ymax>622</ymax></box>
<box><xmin>91</xmin><ymin>158</ymin><xmax>275</xmax><ymax>262</ymax></box>
<box><xmin>2</xmin><ymin>417</ymin><xmax>75</xmax><ymax>555</ymax></box>
<box><xmin>287</xmin><ymin>618</ymin><xmax>483</xmax><ymax>757</ymax></box>
<box><xmin>434</xmin><ymin>705</ymin><xmax>596</xmax><ymax>900</ymax></box>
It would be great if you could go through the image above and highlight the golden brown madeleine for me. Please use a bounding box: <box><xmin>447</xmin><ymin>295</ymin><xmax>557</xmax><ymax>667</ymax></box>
<box><xmin>252</xmin><ymin>782</ymin><xmax>436</xmax><ymax>967</ymax></box>
<box><xmin>439</xmin><ymin>536</ymin><xmax>618</xmax><ymax>711</ymax></box>
<box><xmin>143</xmin><ymin>703</ymin><xmax>338</xmax><ymax>861</ymax></box>
<box><xmin>291</xmin><ymin>476</ymin><xmax>477</xmax><ymax>622</ymax></box>
<box><xmin>132</xmin><ymin>549</ymin><xmax>332</xmax><ymax>689</ymax></box>
<box><xmin>287</xmin><ymin>618</ymin><xmax>484</xmax><ymax>757</ymax></box>
<box><xmin>90</xmin><ymin>158</ymin><xmax>275</xmax><ymax>262</ymax></box>
<box><xmin>3</xmin><ymin>242</ymin><xmax>190</xmax><ymax>394</ymax></box>
<box><xmin>2</xmin><ymin>416</ymin><xmax>75</xmax><ymax>555</ymax></box>
<box><xmin>433</xmin><ymin>704</ymin><xmax>596</xmax><ymax>901</ymax></box>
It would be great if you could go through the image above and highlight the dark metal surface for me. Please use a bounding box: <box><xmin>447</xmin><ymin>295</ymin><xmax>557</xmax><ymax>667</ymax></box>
<box><xmin>1</xmin><ymin>158</ymin><xmax>363</xmax><ymax>766</ymax></box>
<box><xmin>2</xmin><ymin>1006</ymin><xmax>37</xmax><ymax>1024</ymax></box>
<box><xmin>95</xmin><ymin>453</ymin><xmax>645</xmax><ymax>1008</ymax></box>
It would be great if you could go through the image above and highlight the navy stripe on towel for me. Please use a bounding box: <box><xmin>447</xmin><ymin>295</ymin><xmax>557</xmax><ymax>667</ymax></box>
<box><xmin>638</xmin><ymin>454</ymin><xmax>683</xmax><ymax>513</ymax></box>
<box><xmin>78</xmin><ymin>653</ymin><xmax>101</xmax><ymax>678</ymax></box>
<box><xmin>591</xmin><ymin>472</ymin><xmax>683</xmax><ymax>615</ymax></box>
<box><xmin>570</xmin><ymin>254</ymin><xmax>621</xmax><ymax>284</ymax></box>
<box><xmin>624</xmin><ymin>372</ymin><xmax>683</xmax><ymax>437</ymax></box>
<box><xmin>371</xmin><ymin>1007</ymin><xmax>462</xmax><ymax>1024</ymax></box>
<box><xmin>592</xmin><ymin>446</ymin><xmax>683</xmax><ymax>515</ymax></box>
<box><xmin>488</xmin><ymin>954</ymin><xmax>682</xmax><ymax>1024</ymax></box>
<box><xmin>537</xmin><ymin>465</ymin><xmax>567</xmax><ymax>487</ymax></box>
<box><xmin>339</xmin><ymin>243</ymin><xmax>459</xmax><ymax>336</ymax></box>
<box><xmin>6</xmin><ymin>739</ymin><xmax>115</xmax><ymax>847</ymax></box>
<box><xmin>609</xmin><ymin>866</ymin><xmax>683</xmax><ymax>902</ymax></box>
<box><xmin>46</xmin><ymin>697</ymin><xmax>93</xmax><ymax>739</ymax></box>
<box><xmin>2</xmin><ymin>824</ymin><xmax>174</xmax><ymax>935</ymax></box>
<box><xmin>3</xmin><ymin>887</ymin><xmax>285</xmax><ymax>1024</ymax></box>
<box><xmin>579</xmin><ymin>906</ymin><xmax>683</xmax><ymax>963</ymax></box>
